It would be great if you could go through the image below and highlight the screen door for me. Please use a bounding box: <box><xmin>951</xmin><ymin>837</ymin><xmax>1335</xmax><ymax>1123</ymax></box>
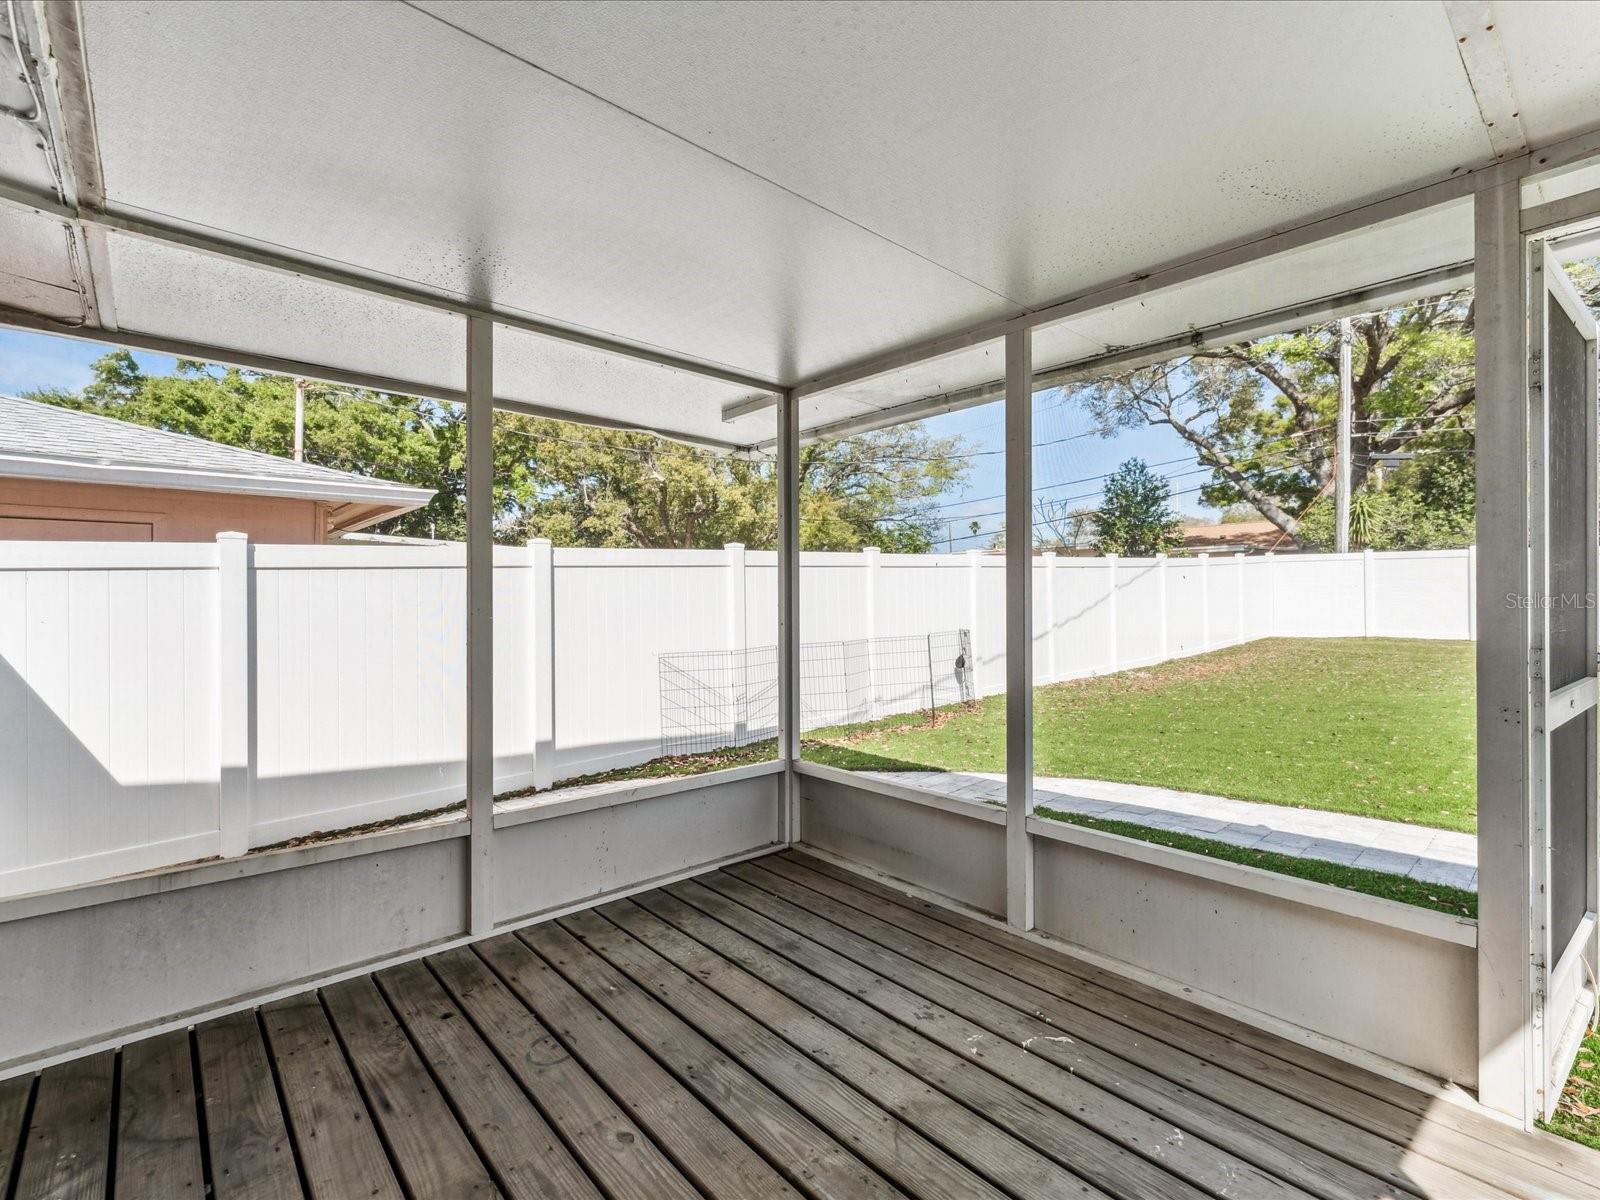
<box><xmin>1529</xmin><ymin>238</ymin><xmax>1600</xmax><ymax>1117</ymax></box>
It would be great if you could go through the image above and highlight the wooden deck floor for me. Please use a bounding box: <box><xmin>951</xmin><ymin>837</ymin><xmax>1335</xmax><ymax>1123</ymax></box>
<box><xmin>4</xmin><ymin>850</ymin><xmax>1599</xmax><ymax>1200</ymax></box>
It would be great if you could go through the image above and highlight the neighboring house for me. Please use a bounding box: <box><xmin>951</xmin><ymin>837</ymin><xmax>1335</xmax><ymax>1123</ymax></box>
<box><xmin>0</xmin><ymin>394</ymin><xmax>434</xmax><ymax>543</ymax></box>
<box><xmin>1179</xmin><ymin>517</ymin><xmax>1289</xmax><ymax>555</ymax></box>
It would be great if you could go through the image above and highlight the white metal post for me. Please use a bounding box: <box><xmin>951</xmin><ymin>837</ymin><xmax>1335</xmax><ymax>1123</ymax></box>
<box><xmin>862</xmin><ymin>546</ymin><xmax>881</xmax><ymax>718</ymax></box>
<box><xmin>465</xmin><ymin>316</ymin><xmax>495</xmax><ymax>936</ymax></box>
<box><xmin>777</xmin><ymin>389</ymin><xmax>801</xmax><ymax>843</ymax></box>
<box><xmin>1335</xmin><ymin>317</ymin><xmax>1354</xmax><ymax>553</ymax></box>
<box><xmin>216</xmin><ymin>531</ymin><xmax>255</xmax><ymax>859</ymax></box>
<box><xmin>1105</xmin><ymin>553</ymin><xmax>1119</xmax><ymax>673</ymax></box>
<box><xmin>292</xmin><ymin>378</ymin><xmax>306</xmax><ymax>463</ymax></box>
<box><xmin>1004</xmin><ymin>327</ymin><xmax>1035</xmax><ymax>931</ymax></box>
<box><xmin>530</xmin><ymin>538</ymin><xmax>555</xmax><ymax>791</ymax></box>
<box><xmin>1474</xmin><ymin>177</ymin><xmax>1535</xmax><ymax>1125</ymax></box>
<box><xmin>1043</xmin><ymin>551</ymin><xmax>1057</xmax><ymax>683</ymax></box>
<box><xmin>725</xmin><ymin>542</ymin><xmax>748</xmax><ymax>745</ymax></box>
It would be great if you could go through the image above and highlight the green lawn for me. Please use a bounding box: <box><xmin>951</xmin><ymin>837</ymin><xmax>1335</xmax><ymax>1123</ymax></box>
<box><xmin>803</xmin><ymin>637</ymin><xmax>1477</xmax><ymax>833</ymax></box>
<box><xmin>1544</xmin><ymin>1030</ymin><xmax>1600</xmax><ymax>1151</ymax></box>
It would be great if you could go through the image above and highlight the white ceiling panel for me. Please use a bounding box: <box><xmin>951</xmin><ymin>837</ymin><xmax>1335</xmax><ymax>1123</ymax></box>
<box><xmin>8</xmin><ymin>0</ymin><xmax>1595</xmax><ymax>447</ymax></box>
<box><xmin>799</xmin><ymin>198</ymin><xmax>1474</xmax><ymax>435</ymax></box>
<box><xmin>414</xmin><ymin>0</ymin><xmax>1491</xmax><ymax>310</ymax></box>
<box><xmin>80</xmin><ymin>0</ymin><xmax>1015</xmax><ymax>385</ymax></box>
<box><xmin>103</xmin><ymin>232</ymin><xmax>466</xmax><ymax>393</ymax></box>
<box><xmin>494</xmin><ymin>325</ymin><xmax>773</xmax><ymax>447</ymax></box>
<box><xmin>1047</xmin><ymin>200</ymin><xmax>1474</xmax><ymax>355</ymax></box>
<box><xmin>1492</xmin><ymin>1</ymin><xmax>1600</xmax><ymax>146</ymax></box>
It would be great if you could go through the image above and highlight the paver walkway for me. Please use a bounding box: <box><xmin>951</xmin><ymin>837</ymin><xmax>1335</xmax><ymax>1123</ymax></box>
<box><xmin>861</xmin><ymin>770</ymin><xmax>1479</xmax><ymax>892</ymax></box>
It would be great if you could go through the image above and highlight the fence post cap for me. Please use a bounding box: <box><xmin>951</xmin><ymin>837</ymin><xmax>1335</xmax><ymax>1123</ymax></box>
<box><xmin>529</xmin><ymin>536</ymin><xmax>553</xmax><ymax>548</ymax></box>
<box><xmin>861</xmin><ymin>545</ymin><xmax>881</xmax><ymax>557</ymax></box>
<box><xmin>215</xmin><ymin>530</ymin><xmax>248</xmax><ymax>543</ymax></box>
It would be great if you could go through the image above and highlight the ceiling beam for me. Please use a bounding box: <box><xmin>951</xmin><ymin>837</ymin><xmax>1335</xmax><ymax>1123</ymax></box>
<box><xmin>1443</xmin><ymin>1</ymin><xmax>1529</xmax><ymax>161</ymax></box>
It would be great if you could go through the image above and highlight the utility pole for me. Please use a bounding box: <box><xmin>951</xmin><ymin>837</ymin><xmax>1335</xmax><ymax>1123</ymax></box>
<box><xmin>292</xmin><ymin>379</ymin><xmax>308</xmax><ymax>462</ymax></box>
<box><xmin>1334</xmin><ymin>318</ymin><xmax>1353</xmax><ymax>553</ymax></box>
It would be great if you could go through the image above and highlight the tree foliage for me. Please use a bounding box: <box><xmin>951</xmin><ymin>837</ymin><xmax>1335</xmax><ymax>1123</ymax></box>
<box><xmin>1073</xmin><ymin>296</ymin><xmax>1476</xmax><ymax>542</ymax></box>
<box><xmin>1091</xmin><ymin>458</ymin><xmax>1182</xmax><ymax>555</ymax></box>
<box><xmin>1070</xmin><ymin>263</ymin><xmax>1600</xmax><ymax>548</ymax></box>
<box><xmin>28</xmin><ymin>352</ymin><xmax>968</xmax><ymax>550</ymax></box>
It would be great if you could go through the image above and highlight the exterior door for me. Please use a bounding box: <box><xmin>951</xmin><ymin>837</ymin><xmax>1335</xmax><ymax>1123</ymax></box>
<box><xmin>1528</xmin><ymin>239</ymin><xmax>1600</xmax><ymax>1118</ymax></box>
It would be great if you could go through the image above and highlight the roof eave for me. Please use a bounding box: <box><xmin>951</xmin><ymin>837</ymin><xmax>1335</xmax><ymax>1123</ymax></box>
<box><xmin>0</xmin><ymin>452</ymin><xmax>438</xmax><ymax>509</ymax></box>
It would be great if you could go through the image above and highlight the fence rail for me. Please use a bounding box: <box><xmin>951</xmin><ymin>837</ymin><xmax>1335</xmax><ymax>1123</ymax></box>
<box><xmin>0</xmin><ymin>537</ymin><xmax>1475</xmax><ymax>896</ymax></box>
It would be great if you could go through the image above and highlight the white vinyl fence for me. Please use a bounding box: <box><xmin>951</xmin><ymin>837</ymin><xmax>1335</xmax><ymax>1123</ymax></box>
<box><xmin>0</xmin><ymin>537</ymin><xmax>1475</xmax><ymax>897</ymax></box>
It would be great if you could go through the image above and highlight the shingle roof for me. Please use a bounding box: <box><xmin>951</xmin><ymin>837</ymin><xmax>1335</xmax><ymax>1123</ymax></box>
<box><xmin>0</xmin><ymin>394</ymin><xmax>435</xmax><ymax>516</ymax></box>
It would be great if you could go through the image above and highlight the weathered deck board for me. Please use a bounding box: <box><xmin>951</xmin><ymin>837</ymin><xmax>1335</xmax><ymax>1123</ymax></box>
<box><xmin>259</xmin><ymin>993</ymin><xmax>404</xmax><ymax>1200</ymax></box>
<box><xmin>476</xmin><ymin>930</ymin><xmax>804</xmax><ymax>1200</ymax></box>
<box><xmin>0</xmin><ymin>1073</ymin><xmax>34</xmax><ymax>1196</ymax></box>
<box><xmin>428</xmin><ymin>945</ymin><xmax>703</xmax><ymax>1200</ymax></box>
<box><xmin>521</xmin><ymin>920</ymin><xmax>898</xmax><ymax>1200</ymax></box>
<box><xmin>194</xmin><ymin>1011</ymin><xmax>303</xmax><ymax>1200</ymax></box>
<box><xmin>13</xmin><ymin>1051</ymin><xmax>113</xmax><ymax>1200</ymax></box>
<box><xmin>558</xmin><ymin>905</ymin><xmax>1004</xmax><ymax>1200</ymax></box>
<box><xmin>11</xmin><ymin>847</ymin><xmax>1600</xmax><ymax>1200</ymax></box>
<box><xmin>781</xmin><ymin>848</ymin><xmax>1600</xmax><ymax>1200</ymax></box>
<box><xmin>740</xmin><ymin>856</ymin><xmax>1497</xmax><ymax>1200</ymax></box>
<box><xmin>114</xmin><ymin>1029</ymin><xmax>205</xmax><ymax>1199</ymax></box>
<box><xmin>320</xmin><ymin>975</ymin><xmax>497</xmax><ymax>1199</ymax></box>
<box><xmin>373</xmin><ymin>958</ymin><xmax>600</xmax><ymax>1200</ymax></box>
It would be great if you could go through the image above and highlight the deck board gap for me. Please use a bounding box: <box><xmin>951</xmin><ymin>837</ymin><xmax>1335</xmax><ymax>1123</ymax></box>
<box><xmin>311</xmin><ymin>989</ymin><xmax>415</xmax><ymax>1200</ymax></box>
<box><xmin>449</xmin><ymin>945</ymin><xmax>708</xmax><ymax>1200</ymax></box>
<box><xmin>512</xmin><ymin>929</ymin><xmax>862</xmax><ymax>1200</ymax></box>
<box><xmin>187</xmin><ymin>1029</ymin><xmax>217</xmax><ymax>1200</ymax></box>
<box><xmin>0</xmin><ymin>1074</ymin><xmax>37</xmax><ymax>1200</ymax></box>
<box><xmin>253</xmin><ymin>1008</ymin><xmax>315</xmax><ymax>1200</ymax></box>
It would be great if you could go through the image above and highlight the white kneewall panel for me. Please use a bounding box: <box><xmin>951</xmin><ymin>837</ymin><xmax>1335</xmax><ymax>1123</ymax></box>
<box><xmin>493</xmin><ymin>773</ymin><xmax>782</xmax><ymax>924</ymax></box>
<box><xmin>0</xmin><ymin>835</ymin><xmax>467</xmax><ymax>1069</ymax></box>
<box><xmin>798</xmin><ymin>775</ymin><xmax>1007</xmax><ymax>917</ymax></box>
<box><xmin>1031</xmin><ymin>832</ymin><xmax>1478</xmax><ymax>1086</ymax></box>
<box><xmin>797</xmin><ymin>774</ymin><xmax>1477</xmax><ymax>1086</ymax></box>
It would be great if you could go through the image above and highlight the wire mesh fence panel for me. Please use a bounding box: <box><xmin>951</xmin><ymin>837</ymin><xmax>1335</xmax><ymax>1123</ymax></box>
<box><xmin>658</xmin><ymin>645</ymin><xmax>778</xmax><ymax>756</ymax></box>
<box><xmin>659</xmin><ymin>629</ymin><xmax>971</xmax><ymax>756</ymax></box>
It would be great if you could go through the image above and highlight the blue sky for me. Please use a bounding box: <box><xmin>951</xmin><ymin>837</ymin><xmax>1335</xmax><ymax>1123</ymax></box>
<box><xmin>0</xmin><ymin>327</ymin><xmax>178</xmax><ymax>396</ymax></box>
<box><xmin>918</xmin><ymin>389</ymin><xmax>1207</xmax><ymax>550</ymax></box>
<box><xmin>1</xmin><ymin>326</ymin><xmax>1212</xmax><ymax>546</ymax></box>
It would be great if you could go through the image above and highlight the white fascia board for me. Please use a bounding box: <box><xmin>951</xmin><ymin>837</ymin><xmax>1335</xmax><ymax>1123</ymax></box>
<box><xmin>0</xmin><ymin>451</ymin><xmax>437</xmax><ymax>509</ymax></box>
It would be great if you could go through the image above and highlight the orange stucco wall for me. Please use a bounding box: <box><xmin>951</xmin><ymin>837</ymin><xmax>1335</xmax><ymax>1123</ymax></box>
<box><xmin>0</xmin><ymin>478</ymin><xmax>328</xmax><ymax>543</ymax></box>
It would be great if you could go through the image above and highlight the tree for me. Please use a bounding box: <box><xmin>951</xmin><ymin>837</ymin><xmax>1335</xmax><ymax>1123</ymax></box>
<box><xmin>1072</xmin><ymin>262</ymin><xmax>1600</xmax><ymax>547</ymax></box>
<box><xmin>28</xmin><ymin>352</ymin><xmax>969</xmax><ymax>550</ymax></box>
<box><xmin>1092</xmin><ymin>458</ymin><xmax>1181</xmax><ymax>555</ymax></box>
<box><xmin>1033</xmin><ymin>497</ymin><xmax>1096</xmax><ymax>550</ymax></box>
<box><xmin>499</xmin><ymin>419</ymin><xmax>965</xmax><ymax>551</ymax></box>
<box><xmin>1073</xmin><ymin>296</ymin><xmax>1476</xmax><ymax>542</ymax></box>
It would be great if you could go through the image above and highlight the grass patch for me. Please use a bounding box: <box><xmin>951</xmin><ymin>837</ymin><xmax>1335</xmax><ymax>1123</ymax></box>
<box><xmin>802</xmin><ymin>637</ymin><xmax>1477</xmax><ymax>833</ymax></box>
<box><xmin>1543</xmin><ymin>1029</ymin><xmax>1600</xmax><ymax>1151</ymax></box>
<box><xmin>1031</xmin><ymin>804</ymin><xmax>1477</xmax><ymax>918</ymax></box>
